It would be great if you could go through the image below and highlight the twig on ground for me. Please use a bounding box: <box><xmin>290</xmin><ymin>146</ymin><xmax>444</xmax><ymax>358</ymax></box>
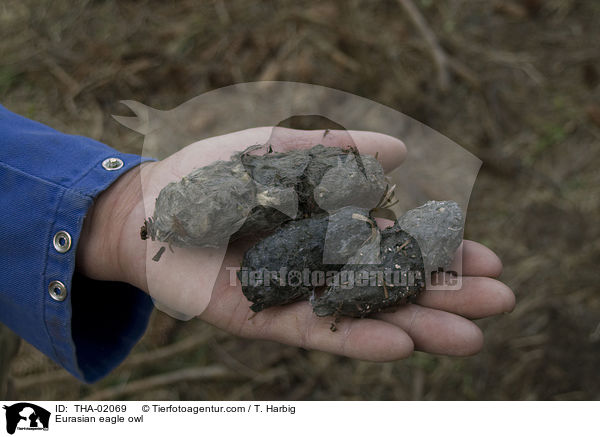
<box><xmin>228</xmin><ymin>367</ymin><xmax>289</xmax><ymax>401</ymax></box>
<box><xmin>82</xmin><ymin>365</ymin><xmax>242</xmax><ymax>401</ymax></box>
<box><xmin>396</xmin><ymin>0</ymin><xmax>450</xmax><ymax>92</ymax></box>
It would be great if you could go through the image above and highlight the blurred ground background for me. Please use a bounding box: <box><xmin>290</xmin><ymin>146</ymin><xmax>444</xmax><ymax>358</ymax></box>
<box><xmin>1</xmin><ymin>0</ymin><xmax>599</xmax><ymax>400</ymax></box>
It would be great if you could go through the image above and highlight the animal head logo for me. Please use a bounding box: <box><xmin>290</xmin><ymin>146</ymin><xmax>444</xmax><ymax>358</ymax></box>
<box><xmin>114</xmin><ymin>82</ymin><xmax>480</xmax><ymax>319</ymax></box>
<box><xmin>3</xmin><ymin>403</ymin><xmax>50</xmax><ymax>434</ymax></box>
<box><xmin>112</xmin><ymin>82</ymin><xmax>480</xmax><ymax>209</ymax></box>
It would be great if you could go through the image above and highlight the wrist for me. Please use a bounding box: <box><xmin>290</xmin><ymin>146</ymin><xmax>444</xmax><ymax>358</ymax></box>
<box><xmin>76</xmin><ymin>163</ymin><xmax>147</xmax><ymax>287</ymax></box>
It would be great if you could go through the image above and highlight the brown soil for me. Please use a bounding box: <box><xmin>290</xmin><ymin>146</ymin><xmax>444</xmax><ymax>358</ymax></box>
<box><xmin>1</xmin><ymin>0</ymin><xmax>599</xmax><ymax>400</ymax></box>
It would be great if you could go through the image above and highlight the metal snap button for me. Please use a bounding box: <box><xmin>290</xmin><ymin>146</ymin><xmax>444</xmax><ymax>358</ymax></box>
<box><xmin>102</xmin><ymin>157</ymin><xmax>124</xmax><ymax>171</ymax></box>
<box><xmin>53</xmin><ymin>231</ymin><xmax>72</xmax><ymax>253</ymax></box>
<box><xmin>48</xmin><ymin>280</ymin><xmax>68</xmax><ymax>302</ymax></box>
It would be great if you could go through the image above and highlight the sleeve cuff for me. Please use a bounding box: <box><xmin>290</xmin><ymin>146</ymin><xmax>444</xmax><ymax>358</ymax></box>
<box><xmin>69</xmin><ymin>273</ymin><xmax>154</xmax><ymax>383</ymax></box>
<box><xmin>44</xmin><ymin>153</ymin><xmax>155</xmax><ymax>383</ymax></box>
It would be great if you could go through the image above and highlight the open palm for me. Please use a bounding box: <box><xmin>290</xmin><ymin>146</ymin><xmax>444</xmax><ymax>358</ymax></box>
<box><xmin>83</xmin><ymin>127</ymin><xmax>515</xmax><ymax>361</ymax></box>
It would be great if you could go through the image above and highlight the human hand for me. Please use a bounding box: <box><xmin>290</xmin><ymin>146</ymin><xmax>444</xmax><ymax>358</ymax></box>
<box><xmin>78</xmin><ymin>127</ymin><xmax>515</xmax><ymax>361</ymax></box>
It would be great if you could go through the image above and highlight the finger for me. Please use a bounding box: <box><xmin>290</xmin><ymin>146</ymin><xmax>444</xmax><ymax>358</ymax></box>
<box><xmin>369</xmin><ymin>233</ymin><xmax>502</xmax><ymax>278</ymax></box>
<box><xmin>375</xmin><ymin>304</ymin><xmax>484</xmax><ymax>356</ymax></box>
<box><xmin>374</xmin><ymin>217</ymin><xmax>394</xmax><ymax>229</ymax></box>
<box><xmin>204</xmin><ymin>278</ymin><xmax>415</xmax><ymax>362</ymax></box>
<box><xmin>365</xmin><ymin>233</ymin><xmax>503</xmax><ymax>279</ymax></box>
<box><xmin>448</xmin><ymin>240</ymin><xmax>503</xmax><ymax>277</ymax></box>
<box><xmin>201</xmin><ymin>260</ymin><xmax>415</xmax><ymax>362</ymax></box>
<box><xmin>248</xmin><ymin>302</ymin><xmax>415</xmax><ymax>362</ymax></box>
<box><xmin>169</xmin><ymin>127</ymin><xmax>406</xmax><ymax>185</ymax></box>
<box><xmin>416</xmin><ymin>276</ymin><xmax>515</xmax><ymax>318</ymax></box>
<box><xmin>266</xmin><ymin>127</ymin><xmax>407</xmax><ymax>172</ymax></box>
<box><xmin>162</xmin><ymin>127</ymin><xmax>275</xmax><ymax>175</ymax></box>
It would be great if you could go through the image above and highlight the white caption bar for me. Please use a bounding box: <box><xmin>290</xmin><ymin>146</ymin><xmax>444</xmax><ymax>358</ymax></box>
<box><xmin>0</xmin><ymin>401</ymin><xmax>596</xmax><ymax>436</ymax></box>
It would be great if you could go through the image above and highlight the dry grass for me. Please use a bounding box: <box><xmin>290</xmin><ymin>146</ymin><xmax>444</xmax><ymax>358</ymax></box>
<box><xmin>2</xmin><ymin>0</ymin><xmax>599</xmax><ymax>400</ymax></box>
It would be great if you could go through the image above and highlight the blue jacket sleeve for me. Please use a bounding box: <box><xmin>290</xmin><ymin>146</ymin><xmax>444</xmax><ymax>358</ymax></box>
<box><xmin>0</xmin><ymin>104</ymin><xmax>155</xmax><ymax>383</ymax></box>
